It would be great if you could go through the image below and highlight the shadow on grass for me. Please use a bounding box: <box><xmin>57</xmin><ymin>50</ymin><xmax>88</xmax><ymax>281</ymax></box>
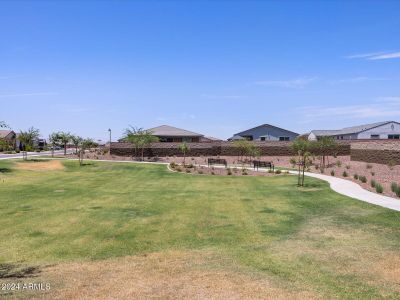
<box><xmin>79</xmin><ymin>162</ymin><xmax>94</xmax><ymax>166</ymax></box>
<box><xmin>0</xmin><ymin>263</ymin><xmax>40</xmax><ymax>279</ymax></box>
<box><xmin>0</xmin><ymin>168</ymin><xmax>12</xmax><ymax>173</ymax></box>
<box><xmin>25</xmin><ymin>159</ymin><xmax>51</xmax><ymax>162</ymax></box>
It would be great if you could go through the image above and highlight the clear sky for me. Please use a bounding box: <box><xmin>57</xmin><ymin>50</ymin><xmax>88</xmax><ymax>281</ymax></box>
<box><xmin>1</xmin><ymin>1</ymin><xmax>400</xmax><ymax>141</ymax></box>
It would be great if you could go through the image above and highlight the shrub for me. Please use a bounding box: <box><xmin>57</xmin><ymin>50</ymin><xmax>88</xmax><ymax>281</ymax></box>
<box><xmin>342</xmin><ymin>171</ymin><xmax>348</xmax><ymax>177</ymax></box>
<box><xmin>391</xmin><ymin>182</ymin><xmax>398</xmax><ymax>193</ymax></box>
<box><xmin>396</xmin><ymin>187</ymin><xmax>400</xmax><ymax>198</ymax></box>
<box><xmin>211</xmin><ymin>171</ymin><xmax>215</xmax><ymax>175</ymax></box>
<box><xmin>198</xmin><ymin>170</ymin><xmax>203</xmax><ymax>174</ymax></box>
<box><xmin>170</xmin><ymin>162</ymin><xmax>177</xmax><ymax>169</ymax></box>
<box><xmin>175</xmin><ymin>167</ymin><xmax>182</xmax><ymax>172</ymax></box>
<box><xmin>227</xmin><ymin>168</ymin><xmax>232</xmax><ymax>175</ymax></box>
<box><xmin>336</xmin><ymin>160</ymin><xmax>342</xmax><ymax>167</ymax></box>
<box><xmin>331</xmin><ymin>170</ymin><xmax>335</xmax><ymax>176</ymax></box>
<box><xmin>359</xmin><ymin>176</ymin><xmax>367</xmax><ymax>183</ymax></box>
<box><xmin>275</xmin><ymin>169</ymin><xmax>281</xmax><ymax>174</ymax></box>
<box><xmin>267</xmin><ymin>169</ymin><xmax>273</xmax><ymax>173</ymax></box>
<box><xmin>242</xmin><ymin>169</ymin><xmax>248</xmax><ymax>175</ymax></box>
<box><xmin>371</xmin><ymin>179</ymin><xmax>376</xmax><ymax>188</ymax></box>
<box><xmin>366</xmin><ymin>164</ymin><xmax>373</xmax><ymax>169</ymax></box>
<box><xmin>375</xmin><ymin>183</ymin><xmax>383</xmax><ymax>194</ymax></box>
<box><xmin>353</xmin><ymin>174</ymin><xmax>358</xmax><ymax>180</ymax></box>
<box><xmin>371</xmin><ymin>171</ymin><xmax>375</xmax><ymax>176</ymax></box>
<box><xmin>185</xmin><ymin>169</ymin><xmax>191</xmax><ymax>173</ymax></box>
<box><xmin>346</xmin><ymin>165</ymin><xmax>351</xmax><ymax>170</ymax></box>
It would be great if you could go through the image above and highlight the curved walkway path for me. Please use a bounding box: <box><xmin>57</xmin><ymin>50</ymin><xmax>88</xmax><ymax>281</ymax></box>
<box><xmin>287</xmin><ymin>170</ymin><xmax>400</xmax><ymax>211</ymax></box>
<box><xmin>3</xmin><ymin>155</ymin><xmax>400</xmax><ymax>212</ymax></box>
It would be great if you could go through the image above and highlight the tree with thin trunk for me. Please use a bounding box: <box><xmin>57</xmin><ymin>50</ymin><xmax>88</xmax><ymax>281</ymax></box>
<box><xmin>56</xmin><ymin>132</ymin><xmax>72</xmax><ymax>155</ymax></box>
<box><xmin>179</xmin><ymin>142</ymin><xmax>190</xmax><ymax>166</ymax></box>
<box><xmin>78</xmin><ymin>138</ymin><xmax>98</xmax><ymax>166</ymax></box>
<box><xmin>316</xmin><ymin>136</ymin><xmax>337</xmax><ymax>168</ymax></box>
<box><xmin>140</xmin><ymin>131</ymin><xmax>159</xmax><ymax>161</ymax></box>
<box><xmin>292</xmin><ymin>138</ymin><xmax>315</xmax><ymax>186</ymax></box>
<box><xmin>18</xmin><ymin>127</ymin><xmax>40</xmax><ymax>160</ymax></box>
<box><xmin>71</xmin><ymin>135</ymin><xmax>83</xmax><ymax>155</ymax></box>
<box><xmin>124</xmin><ymin>126</ymin><xmax>158</xmax><ymax>161</ymax></box>
<box><xmin>233</xmin><ymin>139</ymin><xmax>251</xmax><ymax>163</ymax></box>
<box><xmin>124</xmin><ymin>126</ymin><xmax>144</xmax><ymax>160</ymax></box>
<box><xmin>248</xmin><ymin>142</ymin><xmax>261</xmax><ymax>162</ymax></box>
<box><xmin>48</xmin><ymin>133</ymin><xmax>60</xmax><ymax>158</ymax></box>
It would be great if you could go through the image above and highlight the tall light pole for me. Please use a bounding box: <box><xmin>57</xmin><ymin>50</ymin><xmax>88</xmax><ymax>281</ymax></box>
<box><xmin>108</xmin><ymin>128</ymin><xmax>112</xmax><ymax>154</ymax></box>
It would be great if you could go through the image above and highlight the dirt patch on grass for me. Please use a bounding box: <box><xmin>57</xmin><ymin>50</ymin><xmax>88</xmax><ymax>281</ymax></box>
<box><xmin>31</xmin><ymin>250</ymin><xmax>317</xmax><ymax>300</ymax></box>
<box><xmin>16</xmin><ymin>160</ymin><xmax>64</xmax><ymax>171</ymax></box>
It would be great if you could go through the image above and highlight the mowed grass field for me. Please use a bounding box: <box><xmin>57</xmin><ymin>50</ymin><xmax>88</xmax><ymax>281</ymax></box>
<box><xmin>1</xmin><ymin>159</ymin><xmax>400</xmax><ymax>299</ymax></box>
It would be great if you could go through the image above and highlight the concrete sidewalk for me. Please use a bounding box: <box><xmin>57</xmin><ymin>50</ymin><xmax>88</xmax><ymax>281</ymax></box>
<box><xmin>288</xmin><ymin>170</ymin><xmax>400</xmax><ymax>211</ymax></box>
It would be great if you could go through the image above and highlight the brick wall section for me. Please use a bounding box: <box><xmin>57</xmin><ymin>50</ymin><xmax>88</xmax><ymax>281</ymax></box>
<box><xmin>111</xmin><ymin>141</ymin><xmax>351</xmax><ymax>157</ymax></box>
<box><xmin>350</xmin><ymin>140</ymin><xmax>400</xmax><ymax>165</ymax></box>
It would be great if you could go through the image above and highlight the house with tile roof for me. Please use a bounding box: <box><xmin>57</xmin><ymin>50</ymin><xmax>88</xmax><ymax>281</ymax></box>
<box><xmin>308</xmin><ymin>121</ymin><xmax>400</xmax><ymax>140</ymax></box>
<box><xmin>146</xmin><ymin>125</ymin><xmax>204</xmax><ymax>143</ymax></box>
<box><xmin>228</xmin><ymin>124</ymin><xmax>299</xmax><ymax>141</ymax></box>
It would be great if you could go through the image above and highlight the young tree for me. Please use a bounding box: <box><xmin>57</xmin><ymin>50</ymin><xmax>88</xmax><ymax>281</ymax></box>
<box><xmin>124</xmin><ymin>126</ymin><xmax>144</xmax><ymax>159</ymax></box>
<box><xmin>179</xmin><ymin>142</ymin><xmax>190</xmax><ymax>166</ymax></box>
<box><xmin>316</xmin><ymin>136</ymin><xmax>336</xmax><ymax>168</ymax></box>
<box><xmin>248</xmin><ymin>143</ymin><xmax>261</xmax><ymax>162</ymax></box>
<box><xmin>124</xmin><ymin>126</ymin><xmax>158</xmax><ymax>161</ymax></box>
<box><xmin>233</xmin><ymin>139</ymin><xmax>251</xmax><ymax>163</ymax></box>
<box><xmin>71</xmin><ymin>135</ymin><xmax>83</xmax><ymax>155</ymax></box>
<box><xmin>56</xmin><ymin>132</ymin><xmax>72</xmax><ymax>155</ymax></box>
<box><xmin>48</xmin><ymin>132</ymin><xmax>60</xmax><ymax>158</ymax></box>
<box><xmin>0</xmin><ymin>121</ymin><xmax>8</xmax><ymax>128</ymax></box>
<box><xmin>18</xmin><ymin>127</ymin><xmax>40</xmax><ymax>160</ymax></box>
<box><xmin>292</xmin><ymin>138</ymin><xmax>315</xmax><ymax>186</ymax></box>
<box><xmin>78</xmin><ymin>138</ymin><xmax>98</xmax><ymax>166</ymax></box>
<box><xmin>140</xmin><ymin>131</ymin><xmax>159</xmax><ymax>161</ymax></box>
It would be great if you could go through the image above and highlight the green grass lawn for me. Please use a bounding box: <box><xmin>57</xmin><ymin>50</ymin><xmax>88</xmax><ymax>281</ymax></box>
<box><xmin>1</xmin><ymin>159</ymin><xmax>400</xmax><ymax>298</ymax></box>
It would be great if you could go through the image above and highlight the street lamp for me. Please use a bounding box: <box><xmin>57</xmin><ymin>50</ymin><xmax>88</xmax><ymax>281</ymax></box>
<box><xmin>108</xmin><ymin>128</ymin><xmax>112</xmax><ymax>154</ymax></box>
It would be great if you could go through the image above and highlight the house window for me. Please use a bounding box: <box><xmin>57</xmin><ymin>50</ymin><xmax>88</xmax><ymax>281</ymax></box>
<box><xmin>388</xmin><ymin>135</ymin><xmax>400</xmax><ymax>139</ymax></box>
<box><xmin>279</xmin><ymin>137</ymin><xmax>289</xmax><ymax>141</ymax></box>
<box><xmin>370</xmin><ymin>135</ymin><xmax>380</xmax><ymax>139</ymax></box>
<box><xmin>242</xmin><ymin>135</ymin><xmax>253</xmax><ymax>141</ymax></box>
<box><xmin>260</xmin><ymin>137</ymin><xmax>266</xmax><ymax>141</ymax></box>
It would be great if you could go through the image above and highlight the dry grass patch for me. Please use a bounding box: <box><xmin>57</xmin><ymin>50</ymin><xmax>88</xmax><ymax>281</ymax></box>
<box><xmin>16</xmin><ymin>160</ymin><xmax>64</xmax><ymax>171</ymax></box>
<box><xmin>270</xmin><ymin>217</ymin><xmax>400</xmax><ymax>295</ymax></box>
<box><xmin>29</xmin><ymin>250</ymin><xmax>318</xmax><ymax>300</ymax></box>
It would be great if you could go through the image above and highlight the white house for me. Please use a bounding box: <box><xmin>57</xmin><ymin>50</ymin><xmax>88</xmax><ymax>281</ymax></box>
<box><xmin>308</xmin><ymin>121</ymin><xmax>400</xmax><ymax>140</ymax></box>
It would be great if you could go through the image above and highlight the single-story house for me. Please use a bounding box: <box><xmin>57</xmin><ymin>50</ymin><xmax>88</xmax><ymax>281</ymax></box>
<box><xmin>0</xmin><ymin>130</ymin><xmax>17</xmax><ymax>150</ymax></box>
<box><xmin>228</xmin><ymin>124</ymin><xmax>299</xmax><ymax>141</ymax></box>
<box><xmin>308</xmin><ymin>121</ymin><xmax>400</xmax><ymax>140</ymax></box>
<box><xmin>146</xmin><ymin>125</ymin><xmax>204</xmax><ymax>143</ymax></box>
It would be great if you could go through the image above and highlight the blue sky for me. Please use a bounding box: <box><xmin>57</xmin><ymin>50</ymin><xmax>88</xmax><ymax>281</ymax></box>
<box><xmin>1</xmin><ymin>1</ymin><xmax>400</xmax><ymax>141</ymax></box>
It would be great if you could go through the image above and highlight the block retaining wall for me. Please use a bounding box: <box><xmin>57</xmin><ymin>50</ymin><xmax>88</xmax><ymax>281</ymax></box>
<box><xmin>110</xmin><ymin>141</ymin><xmax>350</xmax><ymax>157</ymax></box>
<box><xmin>350</xmin><ymin>141</ymin><xmax>400</xmax><ymax>165</ymax></box>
